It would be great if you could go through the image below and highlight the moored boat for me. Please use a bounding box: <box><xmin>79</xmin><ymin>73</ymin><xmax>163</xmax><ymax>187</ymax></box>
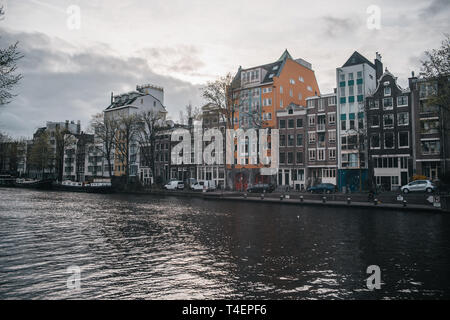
<box><xmin>53</xmin><ymin>180</ymin><xmax>113</xmax><ymax>193</ymax></box>
<box><xmin>14</xmin><ymin>179</ymin><xmax>54</xmax><ymax>190</ymax></box>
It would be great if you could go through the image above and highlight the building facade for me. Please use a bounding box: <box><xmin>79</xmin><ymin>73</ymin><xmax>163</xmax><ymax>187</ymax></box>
<box><xmin>336</xmin><ymin>51</ymin><xmax>381</xmax><ymax>192</ymax></box>
<box><xmin>229</xmin><ymin>49</ymin><xmax>321</xmax><ymax>190</ymax></box>
<box><xmin>306</xmin><ymin>93</ymin><xmax>338</xmax><ymax>187</ymax></box>
<box><xmin>366</xmin><ymin>70</ymin><xmax>413</xmax><ymax>191</ymax></box>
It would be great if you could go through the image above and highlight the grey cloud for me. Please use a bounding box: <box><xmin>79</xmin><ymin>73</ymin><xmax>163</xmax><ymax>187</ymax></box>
<box><xmin>420</xmin><ymin>0</ymin><xmax>450</xmax><ymax>18</ymax></box>
<box><xmin>0</xmin><ymin>28</ymin><xmax>204</xmax><ymax>137</ymax></box>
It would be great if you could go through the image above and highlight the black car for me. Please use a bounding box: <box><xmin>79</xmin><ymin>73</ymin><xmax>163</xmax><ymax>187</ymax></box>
<box><xmin>307</xmin><ymin>183</ymin><xmax>337</xmax><ymax>194</ymax></box>
<box><xmin>246</xmin><ymin>184</ymin><xmax>275</xmax><ymax>193</ymax></box>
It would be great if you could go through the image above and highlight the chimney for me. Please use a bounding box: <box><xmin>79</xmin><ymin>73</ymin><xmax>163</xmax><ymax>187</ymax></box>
<box><xmin>408</xmin><ymin>71</ymin><xmax>417</xmax><ymax>90</ymax></box>
<box><xmin>111</xmin><ymin>92</ymin><xmax>114</xmax><ymax>104</ymax></box>
<box><xmin>375</xmin><ymin>52</ymin><xmax>383</xmax><ymax>81</ymax></box>
<box><xmin>65</xmin><ymin>120</ymin><xmax>69</xmax><ymax>130</ymax></box>
<box><xmin>77</xmin><ymin>120</ymin><xmax>81</xmax><ymax>135</ymax></box>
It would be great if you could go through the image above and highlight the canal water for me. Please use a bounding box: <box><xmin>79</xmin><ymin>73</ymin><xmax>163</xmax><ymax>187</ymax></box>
<box><xmin>0</xmin><ymin>188</ymin><xmax>449</xmax><ymax>299</ymax></box>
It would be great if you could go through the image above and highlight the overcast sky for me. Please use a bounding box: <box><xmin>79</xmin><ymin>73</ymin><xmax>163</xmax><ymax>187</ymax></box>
<box><xmin>0</xmin><ymin>0</ymin><xmax>449</xmax><ymax>137</ymax></box>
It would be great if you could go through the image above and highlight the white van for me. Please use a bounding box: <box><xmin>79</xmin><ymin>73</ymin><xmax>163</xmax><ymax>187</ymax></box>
<box><xmin>191</xmin><ymin>180</ymin><xmax>216</xmax><ymax>191</ymax></box>
<box><xmin>164</xmin><ymin>180</ymin><xmax>184</xmax><ymax>190</ymax></box>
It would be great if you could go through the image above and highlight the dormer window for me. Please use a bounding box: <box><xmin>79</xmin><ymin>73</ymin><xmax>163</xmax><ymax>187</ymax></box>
<box><xmin>273</xmin><ymin>65</ymin><xmax>279</xmax><ymax>71</ymax></box>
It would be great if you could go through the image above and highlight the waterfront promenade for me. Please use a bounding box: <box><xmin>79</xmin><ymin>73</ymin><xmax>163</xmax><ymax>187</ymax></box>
<box><xmin>127</xmin><ymin>189</ymin><xmax>445</xmax><ymax>213</ymax></box>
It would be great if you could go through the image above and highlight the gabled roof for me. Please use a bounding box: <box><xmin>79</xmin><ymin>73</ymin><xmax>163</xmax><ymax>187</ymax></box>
<box><xmin>342</xmin><ymin>51</ymin><xmax>375</xmax><ymax>69</ymax></box>
<box><xmin>278</xmin><ymin>49</ymin><xmax>293</xmax><ymax>62</ymax></box>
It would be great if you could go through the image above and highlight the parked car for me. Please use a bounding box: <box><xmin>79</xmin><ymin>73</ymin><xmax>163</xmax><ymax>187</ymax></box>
<box><xmin>246</xmin><ymin>184</ymin><xmax>275</xmax><ymax>193</ymax></box>
<box><xmin>307</xmin><ymin>183</ymin><xmax>337</xmax><ymax>194</ymax></box>
<box><xmin>400</xmin><ymin>180</ymin><xmax>436</xmax><ymax>194</ymax></box>
<box><xmin>191</xmin><ymin>180</ymin><xmax>216</xmax><ymax>191</ymax></box>
<box><xmin>164</xmin><ymin>180</ymin><xmax>184</xmax><ymax>190</ymax></box>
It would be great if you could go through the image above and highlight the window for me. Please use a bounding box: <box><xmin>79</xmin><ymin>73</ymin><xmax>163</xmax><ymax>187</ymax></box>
<box><xmin>280</xmin><ymin>86</ymin><xmax>283</xmax><ymax>94</ymax></box>
<box><xmin>318</xmin><ymin>99</ymin><xmax>324</xmax><ymax>112</ymax></box>
<box><xmin>340</xmin><ymin>74</ymin><xmax>345</xmax><ymax>81</ymax></box>
<box><xmin>296</xmin><ymin>152</ymin><xmax>303</xmax><ymax>163</ymax></box>
<box><xmin>297</xmin><ymin>134</ymin><xmax>303</xmax><ymax>146</ymax></box>
<box><xmin>279</xmin><ymin>119</ymin><xmax>286</xmax><ymax>129</ymax></box>
<box><xmin>357</xmin><ymin>71</ymin><xmax>362</xmax><ymax>79</ymax></box>
<box><xmin>329</xmin><ymin>149</ymin><xmax>336</xmax><ymax>160</ymax></box>
<box><xmin>383</xmin><ymin>114</ymin><xmax>394</xmax><ymax>128</ymax></box>
<box><xmin>290</xmin><ymin>79</ymin><xmax>295</xmax><ymax>85</ymax></box>
<box><xmin>289</xmin><ymin>89</ymin><xmax>293</xmax><ymax>97</ymax></box>
<box><xmin>309</xmin><ymin>149</ymin><xmax>316</xmax><ymax>161</ymax></box>
<box><xmin>421</xmin><ymin>139</ymin><xmax>440</xmax><ymax>155</ymax></box>
<box><xmin>263</xmin><ymin>87</ymin><xmax>273</xmax><ymax>94</ymax></box>
<box><xmin>383</xmin><ymin>97</ymin><xmax>393</xmax><ymax>109</ymax></box>
<box><xmin>357</xmin><ymin>84</ymin><xmax>363</xmax><ymax>95</ymax></box>
<box><xmin>384</xmin><ymin>87</ymin><xmax>391</xmax><ymax>96</ymax></box>
<box><xmin>340</xmin><ymin>87</ymin><xmax>345</xmax><ymax>97</ymax></box>
<box><xmin>349</xmin><ymin>86</ymin><xmax>354</xmax><ymax>96</ymax></box>
<box><xmin>318</xmin><ymin>149</ymin><xmax>326</xmax><ymax>161</ymax></box>
<box><xmin>385</xmin><ymin>132</ymin><xmax>394</xmax><ymax>149</ymax></box>
<box><xmin>399</xmin><ymin>132</ymin><xmax>409</xmax><ymax>148</ymax></box>
<box><xmin>308</xmin><ymin>132</ymin><xmax>316</xmax><ymax>144</ymax></box>
<box><xmin>307</xmin><ymin>86</ymin><xmax>313</xmax><ymax>92</ymax></box>
<box><xmin>349</xmin><ymin>119</ymin><xmax>355</xmax><ymax>130</ymax></box>
<box><xmin>341</xmin><ymin>119</ymin><xmax>347</xmax><ymax>131</ymax></box>
<box><xmin>288</xmin><ymin>134</ymin><xmax>294</xmax><ymax>146</ymax></box>
<box><xmin>329</xmin><ymin>131</ymin><xmax>336</xmax><ymax>143</ymax></box>
<box><xmin>328</xmin><ymin>96</ymin><xmax>336</xmax><ymax>105</ymax></box>
<box><xmin>287</xmin><ymin>152</ymin><xmax>294</xmax><ymax>164</ymax></box>
<box><xmin>397</xmin><ymin>96</ymin><xmax>408</xmax><ymax>106</ymax></box>
<box><xmin>398</xmin><ymin>112</ymin><xmax>409</xmax><ymax>126</ymax></box>
<box><xmin>263</xmin><ymin>98</ymin><xmax>272</xmax><ymax>106</ymax></box>
<box><xmin>288</xmin><ymin>119</ymin><xmax>295</xmax><ymax>128</ymax></box>
<box><xmin>296</xmin><ymin>118</ymin><xmax>303</xmax><ymax>128</ymax></box>
<box><xmin>299</xmin><ymin>76</ymin><xmax>304</xmax><ymax>82</ymax></box>
<box><xmin>279</xmin><ymin>152</ymin><xmax>285</xmax><ymax>164</ymax></box>
<box><xmin>308</xmin><ymin>115</ymin><xmax>315</xmax><ymax>127</ymax></box>
<box><xmin>371</xmin><ymin>134</ymin><xmax>380</xmax><ymax>149</ymax></box>
<box><xmin>421</xmin><ymin>119</ymin><xmax>439</xmax><ymax>134</ymax></box>
<box><xmin>328</xmin><ymin>113</ymin><xmax>336</xmax><ymax>125</ymax></box>
<box><xmin>280</xmin><ymin>135</ymin><xmax>286</xmax><ymax>147</ymax></box>
<box><xmin>280</xmin><ymin>100</ymin><xmax>283</xmax><ymax>108</ymax></box>
<box><xmin>348</xmin><ymin>73</ymin><xmax>354</xmax><ymax>81</ymax></box>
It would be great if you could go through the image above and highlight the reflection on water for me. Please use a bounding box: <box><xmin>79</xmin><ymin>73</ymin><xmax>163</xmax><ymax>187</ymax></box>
<box><xmin>0</xmin><ymin>188</ymin><xmax>449</xmax><ymax>299</ymax></box>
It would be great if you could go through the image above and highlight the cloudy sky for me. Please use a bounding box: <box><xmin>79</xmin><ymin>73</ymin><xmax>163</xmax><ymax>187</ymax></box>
<box><xmin>0</xmin><ymin>0</ymin><xmax>449</xmax><ymax>137</ymax></box>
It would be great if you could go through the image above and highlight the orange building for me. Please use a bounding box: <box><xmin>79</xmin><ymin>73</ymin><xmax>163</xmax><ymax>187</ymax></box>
<box><xmin>228</xmin><ymin>50</ymin><xmax>320</xmax><ymax>190</ymax></box>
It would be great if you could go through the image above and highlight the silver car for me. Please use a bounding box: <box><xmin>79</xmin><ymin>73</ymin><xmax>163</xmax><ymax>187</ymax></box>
<box><xmin>400</xmin><ymin>180</ymin><xmax>436</xmax><ymax>194</ymax></box>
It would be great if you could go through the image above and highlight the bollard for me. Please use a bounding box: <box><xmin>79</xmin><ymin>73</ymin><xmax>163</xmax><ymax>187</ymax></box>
<box><xmin>347</xmin><ymin>197</ymin><xmax>351</xmax><ymax>205</ymax></box>
<box><xmin>322</xmin><ymin>196</ymin><xmax>326</xmax><ymax>203</ymax></box>
<box><xmin>261</xmin><ymin>193</ymin><xmax>265</xmax><ymax>200</ymax></box>
<box><xmin>374</xmin><ymin>198</ymin><xmax>378</xmax><ymax>205</ymax></box>
<box><xmin>244</xmin><ymin>193</ymin><xmax>247</xmax><ymax>199</ymax></box>
<box><xmin>403</xmin><ymin>200</ymin><xmax>407</xmax><ymax>207</ymax></box>
<box><xmin>300</xmin><ymin>195</ymin><xmax>304</xmax><ymax>203</ymax></box>
<box><xmin>280</xmin><ymin>194</ymin><xmax>284</xmax><ymax>201</ymax></box>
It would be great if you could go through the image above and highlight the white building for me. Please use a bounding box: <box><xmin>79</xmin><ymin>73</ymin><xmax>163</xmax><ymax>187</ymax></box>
<box><xmin>335</xmin><ymin>51</ymin><xmax>381</xmax><ymax>192</ymax></box>
<box><xmin>103</xmin><ymin>84</ymin><xmax>168</xmax><ymax>181</ymax></box>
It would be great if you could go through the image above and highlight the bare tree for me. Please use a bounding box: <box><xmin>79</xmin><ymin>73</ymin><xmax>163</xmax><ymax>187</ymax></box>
<box><xmin>421</xmin><ymin>34</ymin><xmax>450</xmax><ymax>111</ymax></box>
<box><xmin>89</xmin><ymin>113</ymin><xmax>118</xmax><ymax>178</ymax></box>
<box><xmin>29</xmin><ymin>131</ymin><xmax>52</xmax><ymax>179</ymax></box>
<box><xmin>202</xmin><ymin>73</ymin><xmax>236</xmax><ymax>128</ymax></box>
<box><xmin>0</xmin><ymin>8</ymin><xmax>23</xmax><ymax>106</ymax></box>
<box><xmin>114</xmin><ymin>113</ymin><xmax>138</xmax><ymax>183</ymax></box>
<box><xmin>135</xmin><ymin>110</ymin><xmax>165</xmax><ymax>184</ymax></box>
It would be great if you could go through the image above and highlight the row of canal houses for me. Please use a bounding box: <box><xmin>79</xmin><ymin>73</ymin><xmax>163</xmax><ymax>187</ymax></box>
<box><xmin>226</xmin><ymin>49</ymin><xmax>449</xmax><ymax>192</ymax></box>
<box><xmin>7</xmin><ymin>49</ymin><xmax>446</xmax><ymax>192</ymax></box>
